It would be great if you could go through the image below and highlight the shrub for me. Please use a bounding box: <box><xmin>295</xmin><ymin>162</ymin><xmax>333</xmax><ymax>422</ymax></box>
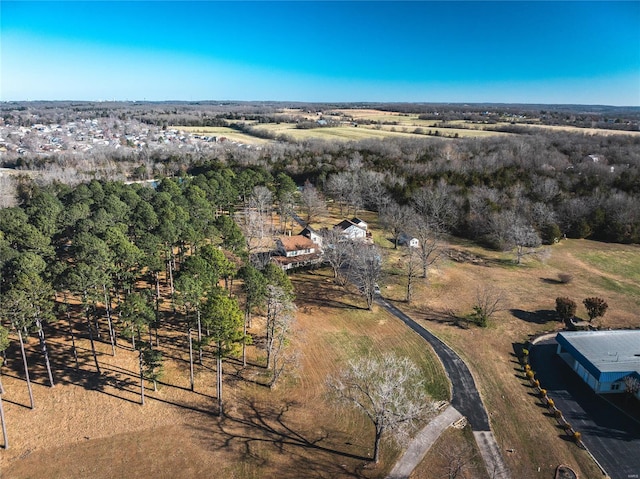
<box><xmin>533</xmin><ymin>379</ymin><xmax>540</xmax><ymax>388</ymax></box>
<box><xmin>542</xmin><ymin>223</ymin><xmax>562</xmax><ymax>245</ymax></box>
<box><xmin>573</xmin><ymin>431</ymin><xmax>582</xmax><ymax>442</ymax></box>
<box><xmin>583</xmin><ymin>297</ymin><xmax>608</xmax><ymax>322</ymax></box>
<box><xmin>539</xmin><ymin>388</ymin><xmax>547</xmax><ymax>396</ymax></box>
<box><xmin>547</xmin><ymin>398</ymin><xmax>555</xmax><ymax>408</ymax></box>
<box><xmin>554</xmin><ymin>410</ymin><xmax>563</xmax><ymax>419</ymax></box>
<box><xmin>556</xmin><ymin>297</ymin><xmax>577</xmax><ymax>322</ymax></box>
<box><xmin>558</xmin><ymin>273</ymin><xmax>573</xmax><ymax>284</ymax></box>
<box><xmin>526</xmin><ymin>370</ymin><xmax>535</xmax><ymax>379</ymax></box>
<box><xmin>522</xmin><ymin>348</ymin><xmax>529</xmax><ymax>356</ymax></box>
<box><xmin>524</xmin><ymin>364</ymin><xmax>531</xmax><ymax>371</ymax></box>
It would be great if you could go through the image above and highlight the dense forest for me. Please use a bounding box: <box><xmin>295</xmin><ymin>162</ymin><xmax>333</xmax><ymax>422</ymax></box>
<box><xmin>2</xmin><ymin>102</ymin><xmax>639</xmax><ymax>247</ymax></box>
<box><xmin>0</xmin><ymin>167</ymin><xmax>302</xmax><ymax>425</ymax></box>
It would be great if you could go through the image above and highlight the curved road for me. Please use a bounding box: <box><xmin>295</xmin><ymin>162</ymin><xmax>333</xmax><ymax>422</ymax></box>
<box><xmin>377</xmin><ymin>297</ymin><xmax>510</xmax><ymax>479</ymax></box>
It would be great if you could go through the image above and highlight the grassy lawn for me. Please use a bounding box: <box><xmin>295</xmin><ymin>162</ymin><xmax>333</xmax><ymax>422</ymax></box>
<box><xmin>177</xmin><ymin>126</ymin><xmax>270</xmax><ymax>145</ymax></box>
<box><xmin>382</xmin><ymin>237</ymin><xmax>639</xmax><ymax>479</ymax></box>
<box><xmin>410</xmin><ymin>425</ymin><xmax>490</xmax><ymax>479</ymax></box>
<box><xmin>575</xmin><ymin>247</ymin><xmax>640</xmax><ymax>283</ymax></box>
<box><xmin>252</xmin><ymin>123</ymin><xmax>426</xmax><ymax>142</ymax></box>
<box><xmin>2</xmin><ymin>245</ymin><xmax>447</xmax><ymax>479</ymax></box>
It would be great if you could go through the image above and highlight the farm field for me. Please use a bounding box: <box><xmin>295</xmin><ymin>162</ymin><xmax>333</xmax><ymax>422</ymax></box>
<box><xmin>178</xmin><ymin>126</ymin><xmax>270</xmax><ymax>145</ymax></box>
<box><xmin>251</xmin><ymin>123</ymin><xmax>426</xmax><ymax>142</ymax></box>
<box><xmin>2</xmin><ymin>202</ymin><xmax>638</xmax><ymax>479</ymax></box>
<box><xmin>177</xmin><ymin>109</ymin><xmax>639</xmax><ymax>145</ymax></box>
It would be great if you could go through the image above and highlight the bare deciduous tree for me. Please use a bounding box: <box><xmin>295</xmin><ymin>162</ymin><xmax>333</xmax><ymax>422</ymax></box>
<box><xmin>624</xmin><ymin>375</ymin><xmax>640</xmax><ymax>403</ymax></box>
<box><xmin>300</xmin><ymin>180</ymin><xmax>326</xmax><ymax>223</ymax></box>
<box><xmin>248</xmin><ymin>185</ymin><xmax>273</xmax><ymax>239</ymax></box>
<box><xmin>509</xmin><ymin>220</ymin><xmax>542</xmax><ymax>264</ymax></box>
<box><xmin>412</xmin><ymin>179</ymin><xmax>459</xmax><ymax>232</ymax></box>
<box><xmin>349</xmin><ymin>244</ymin><xmax>382</xmax><ymax>310</ymax></box>
<box><xmin>321</xmin><ymin>229</ymin><xmax>353</xmax><ymax>284</ymax></box>
<box><xmin>471</xmin><ymin>285</ymin><xmax>506</xmax><ymax>327</ymax></box>
<box><xmin>326</xmin><ymin>172</ymin><xmax>351</xmax><ymax>216</ymax></box>
<box><xmin>404</xmin><ymin>246</ymin><xmax>421</xmax><ymax>303</ymax></box>
<box><xmin>410</xmin><ymin>217</ymin><xmax>443</xmax><ymax>279</ymax></box>
<box><xmin>267</xmin><ymin>298</ymin><xmax>298</xmax><ymax>389</ymax></box>
<box><xmin>328</xmin><ymin>354</ymin><xmax>434</xmax><ymax>463</ymax></box>
<box><xmin>265</xmin><ymin>285</ymin><xmax>295</xmax><ymax>372</ymax></box>
<box><xmin>380</xmin><ymin>201</ymin><xmax>413</xmax><ymax>249</ymax></box>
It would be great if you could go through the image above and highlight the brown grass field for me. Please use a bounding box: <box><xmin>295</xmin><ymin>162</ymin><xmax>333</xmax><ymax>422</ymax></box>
<box><xmin>1</xmin><ymin>206</ymin><xmax>638</xmax><ymax>478</ymax></box>
<box><xmin>178</xmin><ymin>109</ymin><xmax>639</xmax><ymax>146</ymax></box>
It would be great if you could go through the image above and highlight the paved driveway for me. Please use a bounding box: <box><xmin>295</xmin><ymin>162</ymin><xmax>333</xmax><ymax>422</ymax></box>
<box><xmin>531</xmin><ymin>338</ymin><xmax>640</xmax><ymax>479</ymax></box>
<box><xmin>377</xmin><ymin>298</ymin><xmax>510</xmax><ymax>479</ymax></box>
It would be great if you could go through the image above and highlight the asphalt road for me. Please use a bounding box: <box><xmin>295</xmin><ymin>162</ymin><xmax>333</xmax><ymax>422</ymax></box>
<box><xmin>531</xmin><ymin>338</ymin><xmax>640</xmax><ymax>479</ymax></box>
<box><xmin>377</xmin><ymin>298</ymin><xmax>511</xmax><ymax>479</ymax></box>
<box><xmin>377</xmin><ymin>298</ymin><xmax>491</xmax><ymax>430</ymax></box>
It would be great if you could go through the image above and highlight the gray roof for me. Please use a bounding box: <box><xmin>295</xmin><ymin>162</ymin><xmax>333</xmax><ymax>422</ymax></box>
<box><xmin>556</xmin><ymin>330</ymin><xmax>640</xmax><ymax>376</ymax></box>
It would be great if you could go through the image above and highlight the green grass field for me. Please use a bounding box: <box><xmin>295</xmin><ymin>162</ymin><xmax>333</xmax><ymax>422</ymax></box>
<box><xmin>178</xmin><ymin>126</ymin><xmax>270</xmax><ymax>145</ymax></box>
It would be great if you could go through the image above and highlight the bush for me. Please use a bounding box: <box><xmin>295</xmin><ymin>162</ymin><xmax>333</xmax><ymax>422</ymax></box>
<box><xmin>526</xmin><ymin>370</ymin><xmax>535</xmax><ymax>379</ymax></box>
<box><xmin>542</xmin><ymin>222</ymin><xmax>562</xmax><ymax>245</ymax></box>
<box><xmin>573</xmin><ymin>431</ymin><xmax>582</xmax><ymax>442</ymax></box>
<box><xmin>522</xmin><ymin>348</ymin><xmax>529</xmax><ymax>356</ymax></box>
<box><xmin>539</xmin><ymin>388</ymin><xmax>547</xmax><ymax>397</ymax></box>
<box><xmin>533</xmin><ymin>379</ymin><xmax>540</xmax><ymax>388</ymax></box>
<box><xmin>554</xmin><ymin>410</ymin><xmax>563</xmax><ymax>419</ymax></box>
<box><xmin>558</xmin><ymin>273</ymin><xmax>573</xmax><ymax>284</ymax></box>
<box><xmin>547</xmin><ymin>398</ymin><xmax>555</xmax><ymax>408</ymax></box>
<box><xmin>556</xmin><ymin>297</ymin><xmax>577</xmax><ymax>322</ymax></box>
<box><xmin>583</xmin><ymin>297</ymin><xmax>608</xmax><ymax>322</ymax></box>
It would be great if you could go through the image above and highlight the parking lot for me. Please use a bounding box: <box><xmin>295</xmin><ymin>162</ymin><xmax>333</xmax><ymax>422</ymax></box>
<box><xmin>531</xmin><ymin>339</ymin><xmax>640</xmax><ymax>479</ymax></box>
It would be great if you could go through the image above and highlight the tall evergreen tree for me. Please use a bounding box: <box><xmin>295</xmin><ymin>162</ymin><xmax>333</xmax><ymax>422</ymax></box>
<box><xmin>202</xmin><ymin>287</ymin><xmax>244</xmax><ymax>415</ymax></box>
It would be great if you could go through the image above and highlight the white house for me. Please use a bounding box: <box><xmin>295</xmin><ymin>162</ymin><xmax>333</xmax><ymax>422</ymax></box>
<box><xmin>398</xmin><ymin>232</ymin><xmax>419</xmax><ymax>248</ymax></box>
<box><xmin>276</xmin><ymin>235</ymin><xmax>316</xmax><ymax>257</ymax></box>
<box><xmin>299</xmin><ymin>226</ymin><xmax>324</xmax><ymax>248</ymax></box>
<box><xmin>272</xmin><ymin>235</ymin><xmax>322</xmax><ymax>271</ymax></box>
<box><xmin>334</xmin><ymin>219</ymin><xmax>367</xmax><ymax>240</ymax></box>
<box><xmin>556</xmin><ymin>330</ymin><xmax>640</xmax><ymax>398</ymax></box>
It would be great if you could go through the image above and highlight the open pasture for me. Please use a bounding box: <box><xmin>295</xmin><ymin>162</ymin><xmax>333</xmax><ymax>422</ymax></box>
<box><xmin>379</xmin><ymin>236</ymin><xmax>638</xmax><ymax>479</ymax></box>
<box><xmin>178</xmin><ymin>126</ymin><xmax>270</xmax><ymax>145</ymax></box>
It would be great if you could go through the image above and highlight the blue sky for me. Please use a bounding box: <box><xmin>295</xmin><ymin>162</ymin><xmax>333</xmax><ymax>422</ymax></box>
<box><xmin>2</xmin><ymin>1</ymin><xmax>639</xmax><ymax>105</ymax></box>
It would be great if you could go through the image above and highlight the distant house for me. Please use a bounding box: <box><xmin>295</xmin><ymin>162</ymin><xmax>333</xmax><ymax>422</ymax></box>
<box><xmin>556</xmin><ymin>330</ymin><xmax>640</xmax><ymax>398</ymax></box>
<box><xmin>299</xmin><ymin>226</ymin><xmax>324</xmax><ymax>248</ymax></box>
<box><xmin>398</xmin><ymin>232</ymin><xmax>419</xmax><ymax>248</ymax></box>
<box><xmin>272</xmin><ymin>234</ymin><xmax>322</xmax><ymax>271</ymax></box>
<box><xmin>334</xmin><ymin>218</ymin><xmax>368</xmax><ymax>240</ymax></box>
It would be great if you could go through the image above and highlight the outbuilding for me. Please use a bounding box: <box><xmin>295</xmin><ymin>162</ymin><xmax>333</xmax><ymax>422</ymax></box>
<box><xmin>556</xmin><ymin>330</ymin><xmax>640</xmax><ymax>397</ymax></box>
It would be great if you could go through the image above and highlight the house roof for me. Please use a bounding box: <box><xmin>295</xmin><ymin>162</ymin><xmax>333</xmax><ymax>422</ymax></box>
<box><xmin>351</xmin><ymin>217</ymin><xmax>367</xmax><ymax>228</ymax></box>
<box><xmin>556</xmin><ymin>330</ymin><xmax>640</xmax><ymax>381</ymax></box>
<box><xmin>299</xmin><ymin>226</ymin><xmax>319</xmax><ymax>236</ymax></box>
<box><xmin>335</xmin><ymin>219</ymin><xmax>364</xmax><ymax>231</ymax></box>
<box><xmin>278</xmin><ymin>235</ymin><xmax>315</xmax><ymax>252</ymax></box>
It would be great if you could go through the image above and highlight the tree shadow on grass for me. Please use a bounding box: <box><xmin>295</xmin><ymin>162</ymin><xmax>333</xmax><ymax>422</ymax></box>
<box><xmin>188</xmin><ymin>396</ymin><xmax>372</xmax><ymax>478</ymax></box>
<box><xmin>510</xmin><ymin>309</ymin><xmax>557</xmax><ymax>324</ymax></box>
<box><xmin>293</xmin><ymin>275</ymin><xmax>367</xmax><ymax>311</ymax></box>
